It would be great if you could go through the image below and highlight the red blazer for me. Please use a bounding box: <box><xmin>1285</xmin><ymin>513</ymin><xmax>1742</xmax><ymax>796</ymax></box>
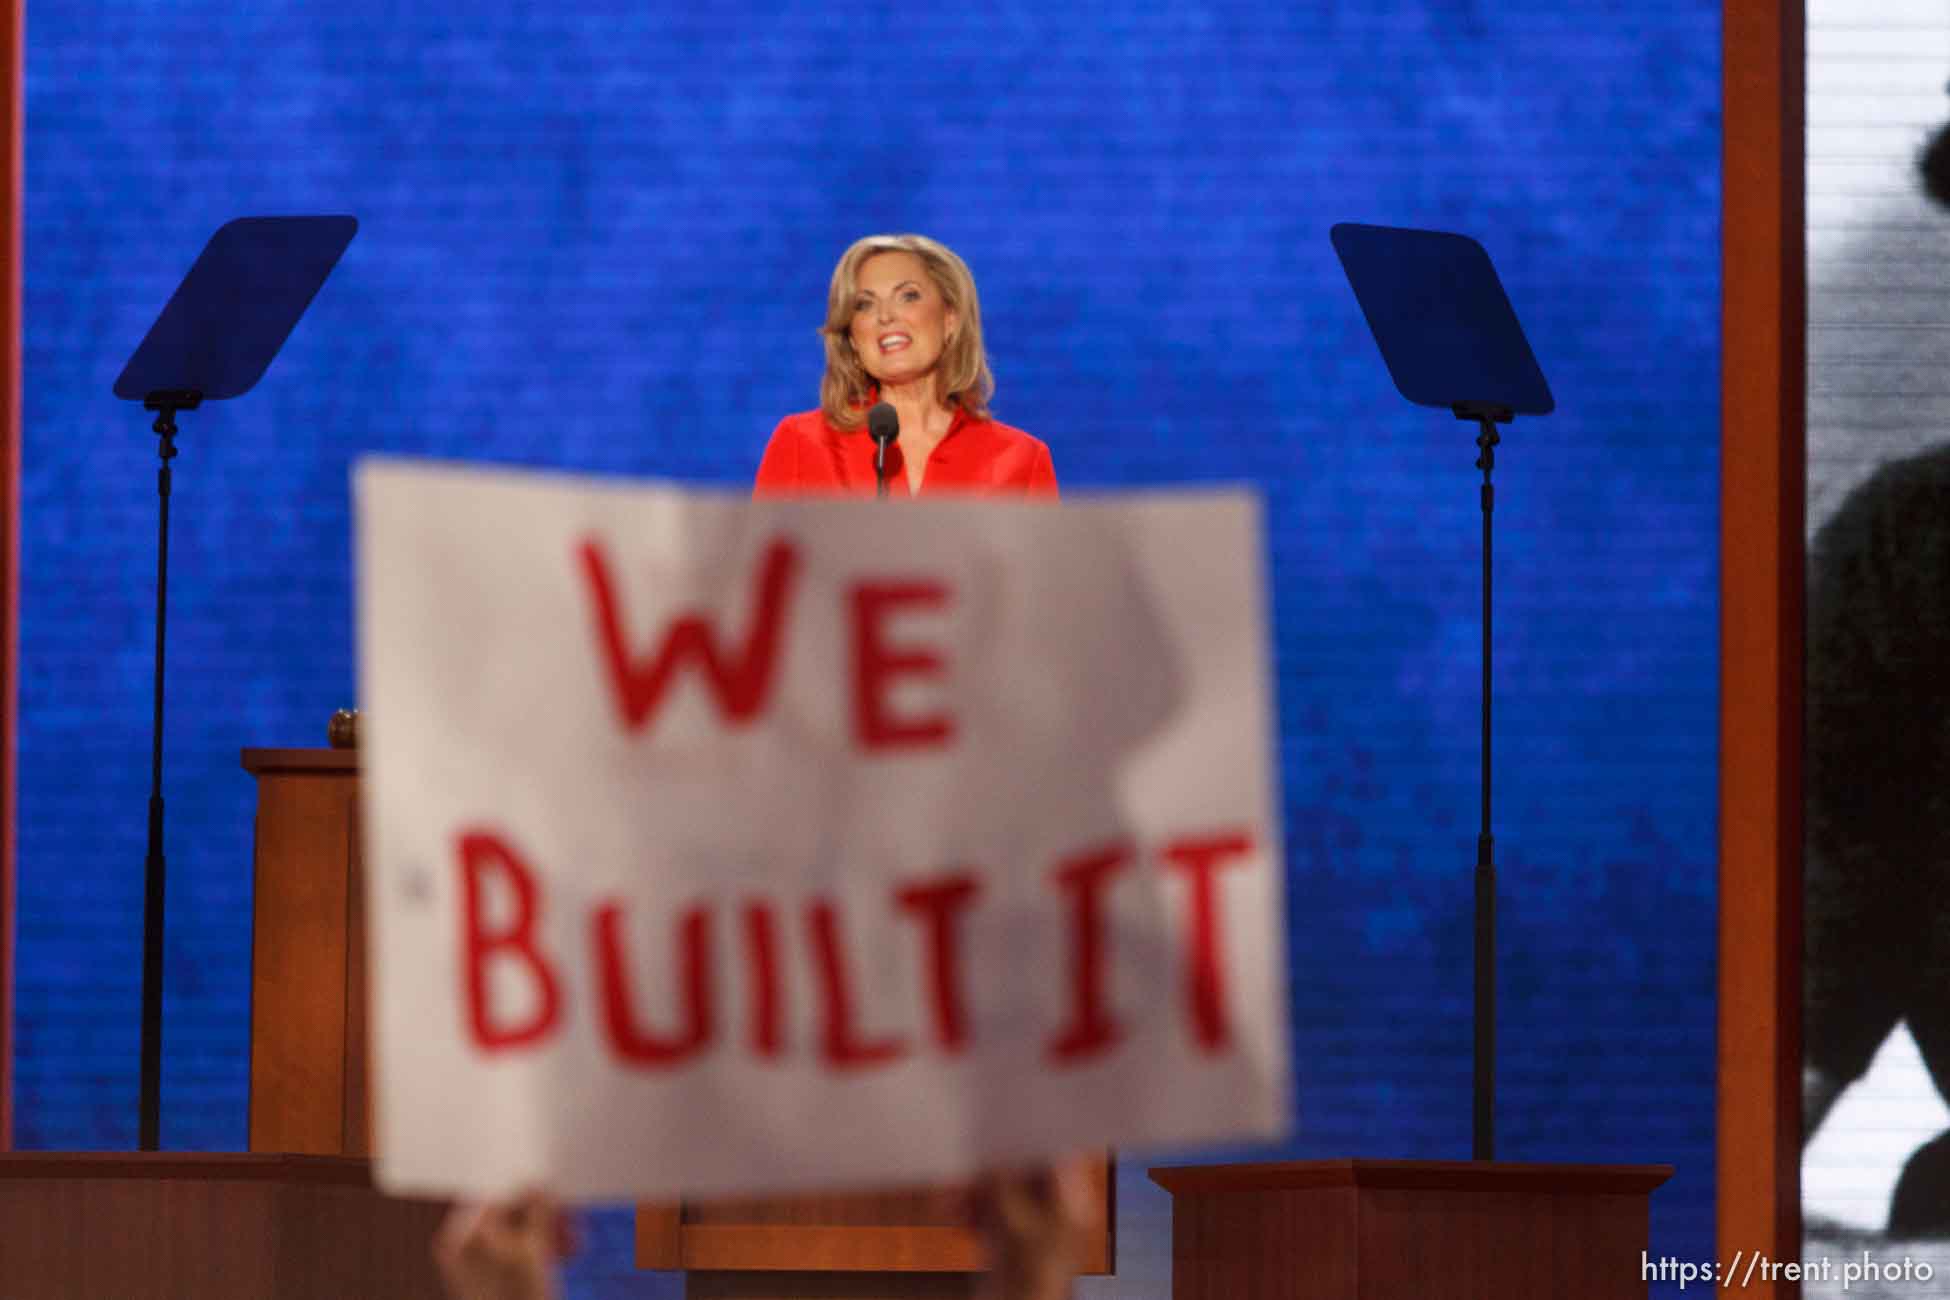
<box><xmin>753</xmin><ymin>406</ymin><xmax>1058</xmax><ymax>498</ymax></box>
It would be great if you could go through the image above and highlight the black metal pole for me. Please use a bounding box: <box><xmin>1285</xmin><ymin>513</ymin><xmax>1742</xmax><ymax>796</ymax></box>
<box><xmin>139</xmin><ymin>391</ymin><xmax>195</xmax><ymax>1150</ymax></box>
<box><xmin>1472</xmin><ymin>415</ymin><xmax>1499</xmax><ymax>1162</ymax></box>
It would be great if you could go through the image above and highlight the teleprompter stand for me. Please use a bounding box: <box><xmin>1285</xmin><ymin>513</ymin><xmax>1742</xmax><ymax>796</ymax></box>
<box><xmin>1147</xmin><ymin>230</ymin><xmax>1666</xmax><ymax>1296</ymax></box>
<box><xmin>1330</xmin><ymin>223</ymin><xmax>1554</xmax><ymax>1161</ymax></box>
<box><xmin>112</xmin><ymin>215</ymin><xmax>358</xmax><ymax>1150</ymax></box>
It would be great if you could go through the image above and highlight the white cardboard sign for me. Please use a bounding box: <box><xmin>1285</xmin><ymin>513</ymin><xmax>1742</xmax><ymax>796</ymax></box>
<box><xmin>355</xmin><ymin>458</ymin><xmax>1289</xmax><ymax>1201</ymax></box>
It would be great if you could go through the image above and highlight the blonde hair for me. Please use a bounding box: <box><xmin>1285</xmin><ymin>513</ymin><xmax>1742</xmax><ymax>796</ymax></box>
<box><xmin>819</xmin><ymin>234</ymin><xmax>995</xmax><ymax>430</ymax></box>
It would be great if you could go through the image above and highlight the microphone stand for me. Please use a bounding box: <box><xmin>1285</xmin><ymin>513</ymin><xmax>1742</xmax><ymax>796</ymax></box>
<box><xmin>874</xmin><ymin>434</ymin><xmax>893</xmax><ymax>498</ymax></box>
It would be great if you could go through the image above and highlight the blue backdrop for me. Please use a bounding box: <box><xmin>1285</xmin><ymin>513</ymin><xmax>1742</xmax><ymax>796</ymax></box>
<box><xmin>15</xmin><ymin>3</ymin><xmax>1719</xmax><ymax>1295</ymax></box>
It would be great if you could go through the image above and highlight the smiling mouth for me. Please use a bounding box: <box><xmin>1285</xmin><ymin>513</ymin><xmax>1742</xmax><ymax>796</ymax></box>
<box><xmin>878</xmin><ymin>333</ymin><xmax>912</xmax><ymax>353</ymax></box>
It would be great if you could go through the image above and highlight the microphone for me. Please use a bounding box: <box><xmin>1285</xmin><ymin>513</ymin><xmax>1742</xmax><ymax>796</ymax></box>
<box><xmin>868</xmin><ymin>402</ymin><xmax>899</xmax><ymax>499</ymax></box>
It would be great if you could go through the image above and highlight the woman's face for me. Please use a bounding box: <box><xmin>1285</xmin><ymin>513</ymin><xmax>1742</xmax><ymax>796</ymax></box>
<box><xmin>847</xmin><ymin>251</ymin><xmax>959</xmax><ymax>390</ymax></box>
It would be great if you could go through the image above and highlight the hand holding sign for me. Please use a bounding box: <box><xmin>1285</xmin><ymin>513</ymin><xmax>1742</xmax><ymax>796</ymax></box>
<box><xmin>433</xmin><ymin>1192</ymin><xmax>569</xmax><ymax>1300</ymax></box>
<box><xmin>971</xmin><ymin>1156</ymin><xmax>1104</xmax><ymax>1300</ymax></box>
<box><xmin>357</xmin><ymin>459</ymin><xmax>1288</xmax><ymax>1201</ymax></box>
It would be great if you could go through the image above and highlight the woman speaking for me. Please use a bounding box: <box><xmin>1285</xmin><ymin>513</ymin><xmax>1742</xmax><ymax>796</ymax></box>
<box><xmin>434</xmin><ymin>234</ymin><xmax>1092</xmax><ymax>1300</ymax></box>
<box><xmin>754</xmin><ymin>234</ymin><xmax>1058</xmax><ymax>498</ymax></box>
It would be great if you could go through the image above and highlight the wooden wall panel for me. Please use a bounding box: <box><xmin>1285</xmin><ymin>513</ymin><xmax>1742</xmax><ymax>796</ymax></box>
<box><xmin>1719</xmin><ymin>0</ymin><xmax>1805</xmax><ymax>1293</ymax></box>
<box><xmin>0</xmin><ymin>0</ymin><xmax>22</xmax><ymax>1154</ymax></box>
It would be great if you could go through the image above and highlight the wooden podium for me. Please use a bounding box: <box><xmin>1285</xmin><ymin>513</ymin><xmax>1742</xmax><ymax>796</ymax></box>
<box><xmin>0</xmin><ymin>750</ymin><xmax>431</xmax><ymax>1298</ymax></box>
<box><xmin>1149</xmin><ymin>1159</ymin><xmax>1671</xmax><ymax>1300</ymax></box>
<box><xmin>243</xmin><ymin>746</ymin><xmax>1113</xmax><ymax>1297</ymax></box>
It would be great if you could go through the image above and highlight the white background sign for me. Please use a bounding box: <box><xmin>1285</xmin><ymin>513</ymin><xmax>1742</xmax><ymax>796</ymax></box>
<box><xmin>356</xmin><ymin>458</ymin><xmax>1288</xmax><ymax>1201</ymax></box>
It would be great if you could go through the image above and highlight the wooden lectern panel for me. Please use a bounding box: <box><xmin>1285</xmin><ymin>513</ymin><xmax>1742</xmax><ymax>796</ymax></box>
<box><xmin>637</xmin><ymin>1156</ymin><xmax>1113</xmax><ymax>1279</ymax></box>
<box><xmin>0</xmin><ymin>1152</ymin><xmax>446</xmax><ymax>1300</ymax></box>
<box><xmin>244</xmin><ymin>748</ymin><xmax>366</xmax><ymax>1156</ymax></box>
<box><xmin>1150</xmin><ymin>1160</ymin><xmax>1670</xmax><ymax>1300</ymax></box>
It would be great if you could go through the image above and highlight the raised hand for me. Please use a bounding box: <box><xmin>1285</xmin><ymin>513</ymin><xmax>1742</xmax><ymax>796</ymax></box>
<box><xmin>433</xmin><ymin>1190</ymin><xmax>570</xmax><ymax>1300</ymax></box>
<box><xmin>970</xmin><ymin>1155</ymin><xmax>1102</xmax><ymax>1300</ymax></box>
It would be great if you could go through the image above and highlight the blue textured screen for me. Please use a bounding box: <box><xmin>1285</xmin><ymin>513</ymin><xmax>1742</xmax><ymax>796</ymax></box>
<box><xmin>17</xmin><ymin>4</ymin><xmax>1720</xmax><ymax>1296</ymax></box>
